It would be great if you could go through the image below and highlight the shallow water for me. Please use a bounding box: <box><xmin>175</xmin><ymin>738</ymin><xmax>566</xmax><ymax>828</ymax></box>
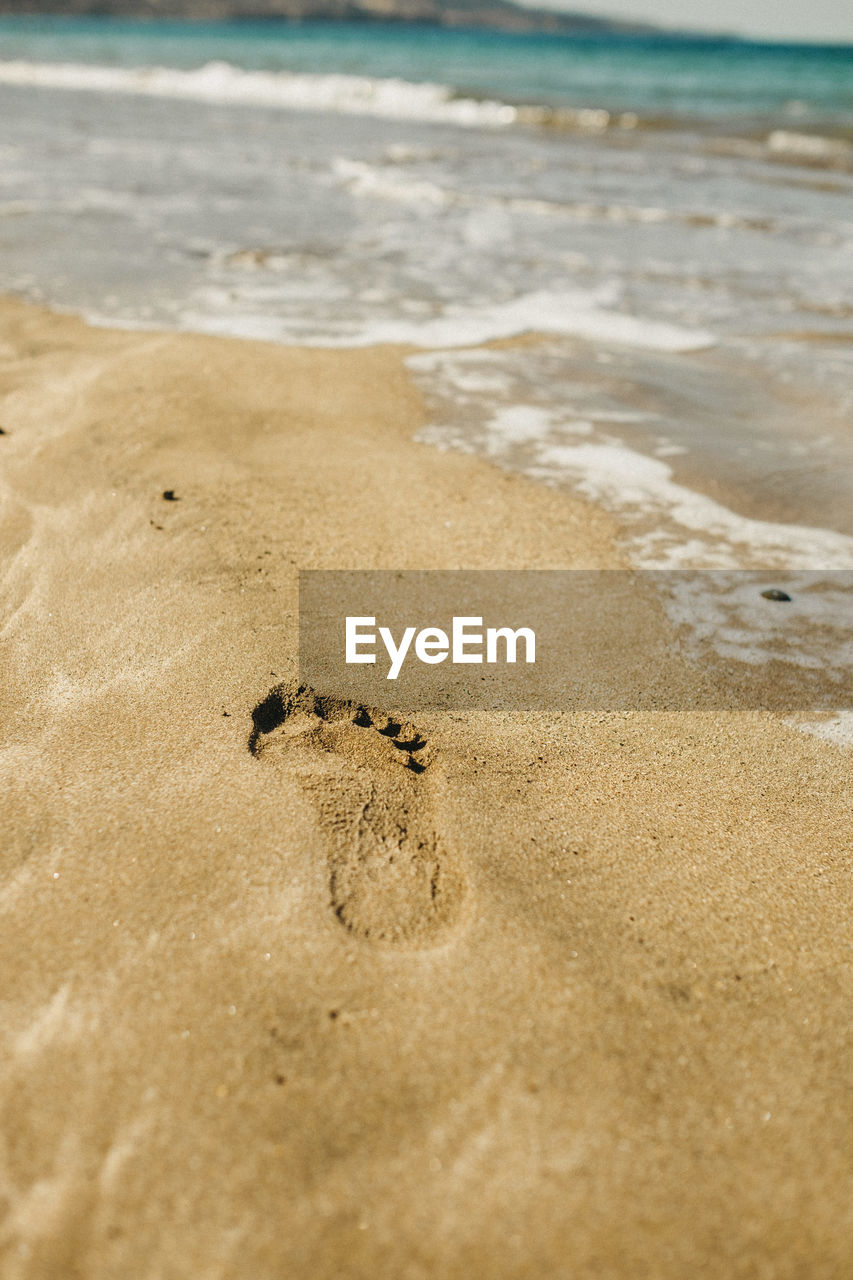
<box><xmin>0</xmin><ymin>20</ymin><xmax>852</xmax><ymax>567</ymax></box>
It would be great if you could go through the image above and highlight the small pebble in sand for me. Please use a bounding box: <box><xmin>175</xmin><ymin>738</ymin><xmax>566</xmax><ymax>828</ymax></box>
<box><xmin>761</xmin><ymin>588</ymin><xmax>792</xmax><ymax>602</ymax></box>
<box><xmin>162</xmin><ymin>489</ymin><xmax>179</xmax><ymax>501</ymax></box>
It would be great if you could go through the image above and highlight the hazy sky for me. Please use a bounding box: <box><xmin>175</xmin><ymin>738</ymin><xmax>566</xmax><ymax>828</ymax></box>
<box><xmin>519</xmin><ymin>0</ymin><xmax>853</xmax><ymax>42</ymax></box>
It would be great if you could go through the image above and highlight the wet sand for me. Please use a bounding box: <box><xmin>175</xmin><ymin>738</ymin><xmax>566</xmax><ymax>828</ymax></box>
<box><xmin>1</xmin><ymin>297</ymin><xmax>851</xmax><ymax>1279</ymax></box>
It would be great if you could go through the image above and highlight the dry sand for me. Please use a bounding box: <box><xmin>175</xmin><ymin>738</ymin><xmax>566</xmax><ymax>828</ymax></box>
<box><xmin>0</xmin><ymin>296</ymin><xmax>851</xmax><ymax>1279</ymax></box>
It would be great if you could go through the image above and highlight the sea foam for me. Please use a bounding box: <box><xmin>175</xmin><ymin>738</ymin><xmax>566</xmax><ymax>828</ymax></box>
<box><xmin>326</xmin><ymin>290</ymin><xmax>715</xmax><ymax>353</ymax></box>
<box><xmin>0</xmin><ymin>58</ymin><xmax>519</xmax><ymax>128</ymax></box>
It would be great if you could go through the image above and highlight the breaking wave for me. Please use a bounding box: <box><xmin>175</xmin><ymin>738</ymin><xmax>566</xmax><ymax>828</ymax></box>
<box><xmin>0</xmin><ymin>58</ymin><xmax>524</xmax><ymax>127</ymax></box>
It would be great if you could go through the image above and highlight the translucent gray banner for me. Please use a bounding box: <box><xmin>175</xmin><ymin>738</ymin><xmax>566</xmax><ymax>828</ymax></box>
<box><xmin>298</xmin><ymin>570</ymin><xmax>853</xmax><ymax>713</ymax></box>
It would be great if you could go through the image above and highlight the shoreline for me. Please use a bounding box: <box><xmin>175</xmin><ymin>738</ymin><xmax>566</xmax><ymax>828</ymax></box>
<box><xmin>1</xmin><ymin>295</ymin><xmax>851</xmax><ymax>1278</ymax></box>
<box><xmin>12</xmin><ymin>287</ymin><xmax>853</xmax><ymax>553</ymax></box>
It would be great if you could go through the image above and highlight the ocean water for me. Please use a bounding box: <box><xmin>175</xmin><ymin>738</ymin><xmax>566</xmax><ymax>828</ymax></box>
<box><xmin>1</xmin><ymin>17</ymin><xmax>852</xmax><ymax>127</ymax></box>
<box><xmin>1</xmin><ymin>17</ymin><xmax>852</xmax><ymax>585</ymax></box>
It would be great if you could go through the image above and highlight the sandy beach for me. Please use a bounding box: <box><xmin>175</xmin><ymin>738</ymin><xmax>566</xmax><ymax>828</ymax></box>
<box><xmin>1</xmin><ymin>295</ymin><xmax>851</xmax><ymax>1278</ymax></box>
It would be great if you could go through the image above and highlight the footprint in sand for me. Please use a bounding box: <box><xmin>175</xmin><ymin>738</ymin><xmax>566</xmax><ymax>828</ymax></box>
<box><xmin>249</xmin><ymin>682</ymin><xmax>467</xmax><ymax>947</ymax></box>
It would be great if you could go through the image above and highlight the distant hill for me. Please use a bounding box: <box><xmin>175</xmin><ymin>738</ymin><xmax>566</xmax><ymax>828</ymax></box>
<box><xmin>0</xmin><ymin>0</ymin><xmax>660</xmax><ymax>37</ymax></box>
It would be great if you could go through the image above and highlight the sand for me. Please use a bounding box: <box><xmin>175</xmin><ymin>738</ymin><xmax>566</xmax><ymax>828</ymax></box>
<box><xmin>0</xmin><ymin>296</ymin><xmax>851</xmax><ymax>1279</ymax></box>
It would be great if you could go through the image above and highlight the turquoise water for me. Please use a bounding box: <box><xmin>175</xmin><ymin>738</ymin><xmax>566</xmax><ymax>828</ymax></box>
<box><xmin>0</xmin><ymin>16</ymin><xmax>852</xmax><ymax>127</ymax></box>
